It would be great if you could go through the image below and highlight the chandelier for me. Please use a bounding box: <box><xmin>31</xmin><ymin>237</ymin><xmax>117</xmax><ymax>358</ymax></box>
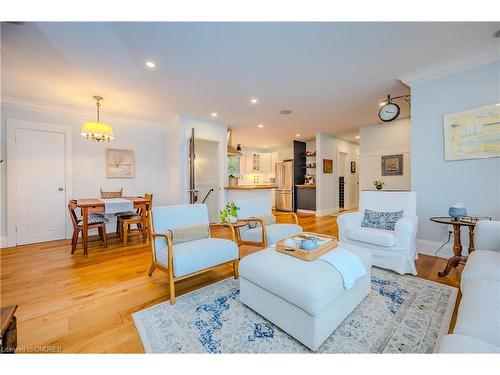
<box><xmin>81</xmin><ymin>96</ymin><xmax>114</xmax><ymax>142</ymax></box>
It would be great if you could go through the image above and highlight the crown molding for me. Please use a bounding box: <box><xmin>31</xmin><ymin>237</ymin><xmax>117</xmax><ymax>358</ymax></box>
<box><xmin>398</xmin><ymin>45</ymin><xmax>500</xmax><ymax>87</ymax></box>
<box><xmin>1</xmin><ymin>95</ymin><xmax>176</xmax><ymax>130</ymax></box>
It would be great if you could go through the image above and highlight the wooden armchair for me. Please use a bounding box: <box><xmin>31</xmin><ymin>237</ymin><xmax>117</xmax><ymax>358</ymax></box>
<box><xmin>148</xmin><ymin>204</ymin><xmax>239</xmax><ymax>304</ymax></box>
<box><xmin>233</xmin><ymin>198</ymin><xmax>302</xmax><ymax>248</ymax></box>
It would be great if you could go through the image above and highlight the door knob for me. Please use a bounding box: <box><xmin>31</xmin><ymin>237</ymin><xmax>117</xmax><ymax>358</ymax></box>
<box><xmin>58</xmin><ymin>187</ymin><xmax>64</xmax><ymax>191</ymax></box>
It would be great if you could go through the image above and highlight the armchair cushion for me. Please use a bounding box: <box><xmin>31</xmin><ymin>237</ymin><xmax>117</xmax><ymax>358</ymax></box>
<box><xmin>247</xmin><ymin>214</ymin><xmax>276</xmax><ymax>229</ymax></box>
<box><xmin>361</xmin><ymin>209</ymin><xmax>403</xmax><ymax>231</ymax></box>
<box><xmin>346</xmin><ymin>227</ymin><xmax>395</xmax><ymax>247</ymax></box>
<box><xmin>155</xmin><ymin>237</ymin><xmax>238</xmax><ymax>277</ymax></box>
<box><xmin>461</xmin><ymin>250</ymin><xmax>500</xmax><ymax>291</ymax></box>
<box><xmin>240</xmin><ymin>223</ymin><xmax>303</xmax><ymax>245</ymax></box>
<box><xmin>475</xmin><ymin>220</ymin><xmax>500</xmax><ymax>252</ymax></box>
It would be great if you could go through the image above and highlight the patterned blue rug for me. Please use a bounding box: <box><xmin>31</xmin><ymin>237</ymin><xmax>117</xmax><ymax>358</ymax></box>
<box><xmin>133</xmin><ymin>267</ymin><xmax>457</xmax><ymax>353</ymax></box>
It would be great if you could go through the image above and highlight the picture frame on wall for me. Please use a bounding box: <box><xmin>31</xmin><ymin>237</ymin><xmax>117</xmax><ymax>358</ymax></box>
<box><xmin>323</xmin><ymin>159</ymin><xmax>333</xmax><ymax>173</ymax></box>
<box><xmin>381</xmin><ymin>154</ymin><xmax>403</xmax><ymax>176</ymax></box>
<box><xmin>443</xmin><ymin>103</ymin><xmax>500</xmax><ymax>161</ymax></box>
<box><xmin>106</xmin><ymin>148</ymin><xmax>135</xmax><ymax>178</ymax></box>
<box><xmin>350</xmin><ymin>161</ymin><xmax>356</xmax><ymax>174</ymax></box>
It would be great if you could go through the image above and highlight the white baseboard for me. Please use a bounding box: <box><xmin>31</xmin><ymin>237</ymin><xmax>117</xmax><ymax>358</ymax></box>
<box><xmin>0</xmin><ymin>236</ymin><xmax>7</xmax><ymax>249</ymax></box>
<box><xmin>417</xmin><ymin>239</ymin><xmax>455</xmax><ymax>259</ymax></box>
<box><xmin>297</xmin><ymin>209</ymin><xmax>316</xmax><ymax>215</ymax></box>
<box><xmin>315</xmin><ymin>208</ymin><xmax>338</xmax><ymax>217</ymax></box>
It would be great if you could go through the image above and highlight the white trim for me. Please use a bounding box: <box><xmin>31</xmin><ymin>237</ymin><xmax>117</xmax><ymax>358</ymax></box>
<box><xmin>6</xmin><ymin>119</ymin><xmax>73</xmax><ymax>247</ymax></box>
<box><xmin>297</xmin><ymin>209</ymin><xmax>316</xmax><ymax>215</ymax></box>
<box><xmin>399</xmin><ymin>46</ymin><xmax>500</xmax><ymax>87</ymax></box>
<box><xmin>0</xmin><ymin>236</ymin><xmax>7</xmax><ymax>249</ymax></box>
<box><xmin>315</xmin><ymin>207</ymin><xmax>338</xmax><ymax>217</ymax></box>
<box><xmin>1</xmin><ymin>95</ymin><xmax>171</xmax><ymax>130</ymax></box>
<box><xmin>416</xmin><ymin>239</ymin><xmax>454</xmax><ymax>260</ymax></box>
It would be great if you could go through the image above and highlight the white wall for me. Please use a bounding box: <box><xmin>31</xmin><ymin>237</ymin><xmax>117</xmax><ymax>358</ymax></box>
<box><xmin>315</xmin><ymin>133</ymin><xmax>359</xmax><ymax>216</ymax></box>
<box><xmin>359</xmin><ymin>117</ymin><xmax>411</xmax><ymax>191</ymax></box>
<box><xmin>410</xmin><ymin>61</ymin><xmax>500</xmax><ymax>256</ymax></box>
<box><xmin>0</xmin><ymin>100</ymin><xmax>173</xmax><ymax>242</ymax></box>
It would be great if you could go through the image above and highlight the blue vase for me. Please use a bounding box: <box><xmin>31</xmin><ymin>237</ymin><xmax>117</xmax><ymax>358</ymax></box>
<box><xmin>449</xmin><ymin>206</ymin><xmax>467</xmax><ymax>220</ymax></box>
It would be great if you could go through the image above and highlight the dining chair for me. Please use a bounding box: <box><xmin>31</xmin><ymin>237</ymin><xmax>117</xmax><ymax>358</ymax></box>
<box><xmin>119</xmin><ymin>193</ymin><xmax>153</xmax><ymax>246</ymax></box>
<box><xmin>68</xmin><ymin>200</ymin><xmax>109</xmax><ymax>255</ymax></box>
<box><xmin>100</xmin><ymin>188</ymin><xmax>123</xmax><ymax>198</ymax></box>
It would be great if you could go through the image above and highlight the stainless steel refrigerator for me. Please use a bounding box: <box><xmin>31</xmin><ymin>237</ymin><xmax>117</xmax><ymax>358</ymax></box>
<box><xmin>275</xmin><ymin>160</ymin><xmax>293</xmax><ymax>211</ymax></box>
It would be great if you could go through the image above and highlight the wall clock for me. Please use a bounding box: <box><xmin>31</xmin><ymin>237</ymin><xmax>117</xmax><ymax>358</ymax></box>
<box><xmin>378</xmin><ymin>102</ymin><xmax>401</xmax><ymax>122</ymax></box>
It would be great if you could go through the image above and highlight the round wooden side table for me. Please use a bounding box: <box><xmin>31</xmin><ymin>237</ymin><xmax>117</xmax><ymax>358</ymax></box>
<box><xmin>429</xmin><ymin>216</ymin><xmax>476</xmax><ymax>277</ymax></box>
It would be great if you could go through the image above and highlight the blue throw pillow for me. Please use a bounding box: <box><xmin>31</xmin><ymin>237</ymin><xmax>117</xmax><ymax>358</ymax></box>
<box><xmin>361</xmin><ymin>209</ymin><xmax>404</xmax><ymax>231</ymax></box>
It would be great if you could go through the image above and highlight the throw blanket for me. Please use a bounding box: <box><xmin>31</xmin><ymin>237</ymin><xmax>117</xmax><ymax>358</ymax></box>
<box><xmin>100</xmin><ymin>198</ymin><xmax>134</xmax><ymax>214</ymax></box>
<box><xmin>319</xmin><ymin>248</ymin><xmax>367</xmax><ymax>289</ymax></box>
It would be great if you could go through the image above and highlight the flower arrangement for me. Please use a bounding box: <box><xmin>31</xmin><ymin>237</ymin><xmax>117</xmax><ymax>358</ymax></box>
<box><xmin>219</xmin><ymin>203</ymin><xmax>240</xmax><ymax>223</ymax></box>
<box><xmin>373</xmin><ymin>179</ymin><xmax>385</xmax><ymax>190</ymax></box>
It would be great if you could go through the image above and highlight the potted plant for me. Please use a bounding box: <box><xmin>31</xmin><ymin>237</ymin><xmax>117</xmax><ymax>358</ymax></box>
<box><xmin>373</xmin><ymin>179</ymin><xmax>385</xmax><ymax>190</ymax></box>
<box><xmin>219</xmin><ymin>203</ymin><xmax>240</xmax><ymax>223</ymax></box>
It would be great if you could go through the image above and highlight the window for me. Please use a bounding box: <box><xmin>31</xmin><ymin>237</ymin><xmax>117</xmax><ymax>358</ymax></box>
<box><xmin>228</xmin><ymin>156</ymin><xmax>240</xmax><ymax>177</ymax></box>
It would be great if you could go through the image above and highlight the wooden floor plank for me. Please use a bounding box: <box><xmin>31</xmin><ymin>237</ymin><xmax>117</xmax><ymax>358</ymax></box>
<box><xmin>0</xmin><ymin>213</ymin><xmax>461</xmax><ymax>353</ymax></box>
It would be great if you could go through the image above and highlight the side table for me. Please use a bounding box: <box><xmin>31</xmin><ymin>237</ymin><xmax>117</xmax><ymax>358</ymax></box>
<box><xmin>429</xmin><ymin>216</ymin><xmax>477</xmax><ymax>277</ymax></box>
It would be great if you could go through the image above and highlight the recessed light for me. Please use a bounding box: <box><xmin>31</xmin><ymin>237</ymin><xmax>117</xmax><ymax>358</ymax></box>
<box><xmin>296</xmin><ymin>133</ymin><xmax>301</xmax><ymax>137</ymax></box>
<box><xmin>355</xmin><ymin>135</ymin><xmax>360</xmax><ymax>139</ymax></box>
<box><xmin>258</xmin><ymin>124</ymin><xmax>264</xmax><ymax>128</ymax></box>
<box><xmin>211</xmin><ymin>112</ymin><xmax>218</xmax><ymax>117</ymax></box>
<box><xmin>251</xmin><ymin>98</ymin><xmax>258</xmax><ymax>104</ymax></box>
<box><xmin>145</xmin><ymin>61</ymin><xmax>156</xmax><ymax>68</ymax></box>
<box><xmin>264</xmin><ymin>145</ymin><xmax>268</xmax><ymax>148</ymax></box>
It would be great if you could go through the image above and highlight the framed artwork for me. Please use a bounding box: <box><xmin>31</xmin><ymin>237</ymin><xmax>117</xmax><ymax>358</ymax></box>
<box><xmin>381</xmin><ymin>154</ymin><xmax>403</xmax><ymax>176</ymax></box>
<box><xmin>350</xmin><ymin>161</ymin><xmax>356</xmax><ymax>174</ymax></box>
<box><xmin>323</xmin><ymin>159</ymin><xmax>333</xmax><ymax>173</ymax></box>
<box><xmin>106</xmin><ymin>148</ymin><xmax>135</xmax><ymax>178</ymax></box>
<box><xmin>443</xmin><ymin>104</ymin><xmax>500</xmax><ymax>161</ymax></box>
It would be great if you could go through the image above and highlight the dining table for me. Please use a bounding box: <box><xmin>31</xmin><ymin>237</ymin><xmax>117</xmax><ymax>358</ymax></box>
<box><xmin>76</xmin><ymin>196</ymin><xmax>149</xmax><ymax>256</ymax></box>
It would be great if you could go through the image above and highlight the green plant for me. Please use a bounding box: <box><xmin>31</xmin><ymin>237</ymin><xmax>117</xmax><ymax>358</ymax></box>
<box><xmin>219</xmin><ymin>203</ymin><xmax>240</xmax><ymax>223</ymax></box>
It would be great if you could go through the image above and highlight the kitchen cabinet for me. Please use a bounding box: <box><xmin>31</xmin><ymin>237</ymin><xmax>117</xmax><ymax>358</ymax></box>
<box><xmin>259</xmin><ymin>153</ymin><xmax>272</xmax><ymax>173</ymax></box>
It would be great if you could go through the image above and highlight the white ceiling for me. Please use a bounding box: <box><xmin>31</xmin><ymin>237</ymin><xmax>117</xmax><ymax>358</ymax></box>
<box><xmin>1</xmin><ymin>22</ymin><xmax>499</xmax><ymax>147</ymax></box>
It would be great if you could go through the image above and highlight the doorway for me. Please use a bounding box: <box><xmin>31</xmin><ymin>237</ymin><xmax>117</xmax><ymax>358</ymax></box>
<box><xmin>194</xmin><ymin>139</ymin><xmax>220</xmax><ymax>222</ymax></box>
<box><xmin>7</xmin><ymin>120</ymin><xmax>72</xmax><ymax>246</ymax></box>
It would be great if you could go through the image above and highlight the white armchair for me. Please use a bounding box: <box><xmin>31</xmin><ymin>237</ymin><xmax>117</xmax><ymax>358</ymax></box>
<box><xmin>337</xmin><ymin>191</ymin><xmax>418</xmax><ymax>275</ymax></box>
<box><xmin>233</xmin><ymin>198</ymin><xmax>303</xmax><ymax>247</ymax></box>
<box><xmin>148</xmin><ymin>204</ymin><xmax>239</xmax><ymax>304</ymax></box>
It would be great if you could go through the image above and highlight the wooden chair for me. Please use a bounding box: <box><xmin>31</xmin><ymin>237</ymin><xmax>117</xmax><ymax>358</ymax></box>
<box><xmin>68</xmin><ymin>200</ymin><xmax>108</xmax><ymax>255</ymax></box>
<box><xmin>120</xmin><ymin>193</ymin><xmax>153</xmax><ymax>246</ymax></box>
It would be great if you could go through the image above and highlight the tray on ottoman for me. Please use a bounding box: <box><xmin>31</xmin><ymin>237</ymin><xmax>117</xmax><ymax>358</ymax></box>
<box><xmin>276</xmin><ymin>232</ymin><xmax>338</xmax><ymax>261</ymax></box>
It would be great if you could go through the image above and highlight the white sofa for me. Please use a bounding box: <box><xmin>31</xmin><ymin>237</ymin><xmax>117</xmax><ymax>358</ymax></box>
<box><xmin>439</xmin><ymin>220</ymin><xmax>500</xmax><ymax>353</ymax></box>
<box><xmin>337</xmin><ymin>191</ymin><xmax>418</xmax><ymax>275</ymax></box>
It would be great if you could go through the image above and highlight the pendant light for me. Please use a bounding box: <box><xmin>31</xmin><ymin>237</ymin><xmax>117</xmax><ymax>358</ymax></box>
<box><xmin>81</xmin><ymin>96</ymin><xmax>114</xmax><ymax>142</ymax></box>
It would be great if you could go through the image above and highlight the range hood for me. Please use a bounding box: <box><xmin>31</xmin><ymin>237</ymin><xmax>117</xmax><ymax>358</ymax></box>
<box><xmin>227</xmin><ymin>128</ymin><xmax>243</xmax><ymax>156</ymax></box>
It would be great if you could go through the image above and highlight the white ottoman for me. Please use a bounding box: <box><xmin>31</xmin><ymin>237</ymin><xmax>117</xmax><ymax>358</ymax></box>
<box><xmin>239</xmin><ymin>245</ymin><xmax>372</xmax><ymax>351</ymax></box>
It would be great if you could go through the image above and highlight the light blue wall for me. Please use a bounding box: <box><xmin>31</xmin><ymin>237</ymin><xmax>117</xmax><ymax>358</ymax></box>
<box><xmin>411</xmin><ymin>61</ymin><xmax>500</xmax><ymax>245</ymax></box>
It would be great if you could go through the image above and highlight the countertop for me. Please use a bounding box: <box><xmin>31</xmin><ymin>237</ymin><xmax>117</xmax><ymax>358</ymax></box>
<box><xmin>225</xmin><ymin>185</ymin><xmax>277</xmax><ymax>190</ymax></box>
<box><xmin>295</xmin><ymin>184</ymin><xmax>316</xmax><ymax>189</ymax></box>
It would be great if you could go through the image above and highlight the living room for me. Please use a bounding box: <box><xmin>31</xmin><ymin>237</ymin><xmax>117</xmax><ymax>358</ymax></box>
<box><xmin>1</xmin><ymin>1</ymin><xmax>499</xmax><ymax>374</ymax></box>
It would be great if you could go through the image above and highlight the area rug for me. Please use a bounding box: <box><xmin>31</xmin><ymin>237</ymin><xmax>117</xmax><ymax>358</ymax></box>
<box><xmin>133</xmin><ymin>268</ymin><xmax>457</xmax><ymax>353</ymax></box>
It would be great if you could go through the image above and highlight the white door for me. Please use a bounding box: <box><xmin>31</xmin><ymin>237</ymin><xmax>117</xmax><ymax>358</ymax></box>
<box><xmin>16</xmin><ymin>128</ymin><xmax>66</xmax><ymax>245</ymax></box>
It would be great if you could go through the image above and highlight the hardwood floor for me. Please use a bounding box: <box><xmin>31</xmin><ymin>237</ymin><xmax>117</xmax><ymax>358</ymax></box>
<box><xmin>0</xmin><ymin>213</ymin><xmax>462</xmax><ymax>353</ymax></box>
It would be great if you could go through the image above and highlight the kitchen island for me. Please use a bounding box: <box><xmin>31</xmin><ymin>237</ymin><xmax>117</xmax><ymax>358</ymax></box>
<box><xmin>225</xmin><ymin>185</ymin><xmax>277</xmax><ymax>208</ymax></box>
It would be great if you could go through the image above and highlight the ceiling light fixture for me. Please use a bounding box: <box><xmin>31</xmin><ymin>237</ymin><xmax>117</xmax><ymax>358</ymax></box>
<box><xmin>251</xmin><ymin>98</ymin><xmax>258</xmax><ymax>104</ymax></box>
<box><xmin>81</xmin><ymin>96</ymin><xmax>114</xmax><ymax>142</ymax></box>
<box><xmin>355</xmin><ymin>135</ymin><xmax>360</xmax><ymax>139</ymax></box>
<box><xmin>264</xmin><ymin>145</ymin><xmax>269</xmax><ymax>148</ymax></box>
<box><xmin>145</xmin><ymin>61</ymin><xmax>156</xmax><ymax>68</ymax></box>
<box><xmin>296</xmin><ymin>133</ymin><xmax>301</xmax><ymax>137</ymax></box>
<box><xmin>211</xmin><ymin>112</ymin><xmax>218</xmax><ymax>117</ymax></box>
<box><xmin>258</xmin><ymin>124</ymin><xmax>264</xmax><ymax>128</ymax></box>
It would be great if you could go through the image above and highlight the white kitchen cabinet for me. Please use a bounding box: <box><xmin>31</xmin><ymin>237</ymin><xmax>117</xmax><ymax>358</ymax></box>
<box><xmin>270</xmin><ymin>152</ymin><xmax>279</xmax><ymax>174</ymax></box>
<box><xmin>260</xmin><ymin>153</ymin><xmax>272</xmax><ymax>173</ymax></box>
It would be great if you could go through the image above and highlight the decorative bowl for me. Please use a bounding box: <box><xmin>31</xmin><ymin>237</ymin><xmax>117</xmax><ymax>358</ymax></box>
<box><xmin>449</xmin><ymin>206</ymin><xmax>467</xmax><ymax>220</ymax></box>
<box><xmin>300</xmin><ymin>237</ymin><xmax>319</xmax><ymax>251</ymax></box>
